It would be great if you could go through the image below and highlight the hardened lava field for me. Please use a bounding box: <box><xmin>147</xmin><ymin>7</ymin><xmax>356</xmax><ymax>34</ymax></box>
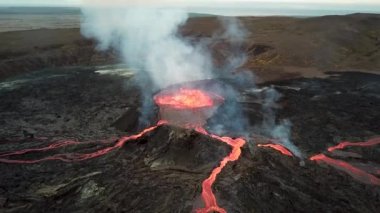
<box><xmin>0</xmin><ymin>69</ymin><xmax>379</xmax><ymax>212</ymax></box>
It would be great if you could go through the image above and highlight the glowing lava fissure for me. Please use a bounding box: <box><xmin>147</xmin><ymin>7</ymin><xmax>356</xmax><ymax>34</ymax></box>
<box><xmin>310</xmin><ymin>154</ymin><xmax>380</xmax><ymax>186</ymax></box>
<box><xmin>195</xmin><ymin>127</ymin><xmax>246</xmax><ymax>213</ymax></box>
<box><xmin>310</xmin><ymin>137</ymin><xmax>380</xmax><ymax>186</ymax></box>
<box><xmin>154</xmin><ymin>88</ymin><xmax>246</xmax><ymax>212</ymax></box>
<box><xmin>155</xmin><ymin>88</ymin><xmax>246</xmax><ymax>213</ymax></box>
<box><xmin>0</xmin><ymin>87</ymin><xmax>245</xmax><ymax>213</ymax></box>
<box><xmin>327</xmin><ymin>137</ymin><xmax>380</xmax><ymax>152</ymax></box>
<box><xmin>0</xmin><ymin>124</ymin><xmax>162</xmax><ymax>164</ymax></box>
<box><xmin>257</xmin><ymin>143</ymin><xmax>294</xmax><ymax>157</ymax></box>
<box><xmin>0</xmin><ymin>140</ymin><xmax>80</xmax><ymax>158</ymax></box>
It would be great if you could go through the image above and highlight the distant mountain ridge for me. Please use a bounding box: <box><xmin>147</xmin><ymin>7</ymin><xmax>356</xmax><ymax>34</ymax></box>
<box><xmin>0</xmin><ymin>7</ymin><xmax>80</xmax><ymax>15</ymax></box>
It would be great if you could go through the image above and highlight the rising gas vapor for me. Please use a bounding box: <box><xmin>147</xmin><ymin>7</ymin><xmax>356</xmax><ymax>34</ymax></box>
<box><xmin>80</xmin><ymin>1</ymin><xmax>300</xmax><ymax>158</ymax></box>
<box><xmin>81</xmin><ymin>1</ymin><xmax>220</xmax><ymax>127</ymax></box>
<box><xmin>261</xmin><ymin>87</ymin><xmax>302</xmax><ymax>158</ymax></box>
<box><xmin>80</xmin><ymin>1</ymin><xmax>253</xmax><ymax>129</ymax></box>
<box><xmin>81</xmin><ymin>7</ymin><xmax>213</xmax><ymax>90</ymax></box>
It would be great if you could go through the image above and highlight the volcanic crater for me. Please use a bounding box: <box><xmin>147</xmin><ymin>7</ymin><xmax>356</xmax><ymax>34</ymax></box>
<box><xmin>0</xmin><ymin>68</ymin><xmax>379</xmax><ymax>212</ymax></box>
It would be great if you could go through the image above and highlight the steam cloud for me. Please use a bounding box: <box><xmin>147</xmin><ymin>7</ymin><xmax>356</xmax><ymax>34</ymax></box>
<box><xmin>81</xmin><ymin>3</ymin><xmax>218</xmax><ymax>127</ymax></box>
<box><xmin>206</xmin><ymin>16</ymin><xmax>253</xmax><ymax>136</ymax></box>
<box><xmin>80</xmin><ymin>2</ymin><xmax>301</xmax><ymax>157</ymax></box>
<box><xmin>81</xmin><ymin>7</ymin><xmax>212</xmax><ymax>90</ymax></box>
<box><xmin>80</xmin><ymin>3</ymin><xmax>250</xmax><ymax>127</ymax></box>
<box><xmin>261</xmin><ymin>87</ymin><xmax>302</xmax><ymax>158</ymax></box>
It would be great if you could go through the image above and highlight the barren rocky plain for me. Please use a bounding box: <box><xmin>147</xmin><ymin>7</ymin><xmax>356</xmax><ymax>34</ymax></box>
<box><xmin>0</xmin><ymin>13</ymin><xmax>379</xmax><ymax>212</ymax></box>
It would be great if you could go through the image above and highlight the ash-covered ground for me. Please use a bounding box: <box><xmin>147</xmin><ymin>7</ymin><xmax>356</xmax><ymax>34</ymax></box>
<box><xmin>0</xmin><ymin>67</ymin><xmax>379</xmax><ymax>212</ymax></box>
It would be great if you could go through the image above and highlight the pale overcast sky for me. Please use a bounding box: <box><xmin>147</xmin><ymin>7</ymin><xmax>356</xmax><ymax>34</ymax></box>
<box><xmin>0</xmin><ymin>0</ymin><xmax>379</xmax><ymax>14</ymax></box>
<box><xmin>1</xmin><ymin>0</ymin><xmax>380</xmax><ymax>7</ymax></box>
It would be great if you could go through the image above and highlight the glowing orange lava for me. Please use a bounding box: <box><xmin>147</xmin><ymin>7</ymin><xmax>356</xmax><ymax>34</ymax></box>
<box><xmin>0</xmin><ymin>140</ymin><xmax>80</xmax><ymax>158</ymax></box>
<box><xmin>310</xmin><ymin>137</ymin><xmax>380</xmax><ymax>186</ymax></box>
<box><xmin>1</xmin><ymin>87</ymin><xmax>241</xmax><ymax>213</ymax></box>
<box><xmin>0</xmin><ymin>123</ymin><xmax>163</xmax><ymax>164</ymax></box>
<box><xmin>154</xmin><ymin>88</ymin><xmax>217</xmax><ymax>109</ymax></box>
<box><xmin>310</xmin><ymin>154</ymin><xmax>380</xmax><ymax>185</ymax></box>
<box><xmin>195</xmin><ymin>127</ymin><xmax>246</xmax><ymax>213</ymax></box>
<box><xmin>327</xmin><ymin>137</ymin><xmax>380</xmax><ymax>152</ymax></box>
<box><xmin>4</xmin><ymin>82</ymin><xmax>380</xmax><ymax>213</ymax></box>
<box><xmin>257</xmin><ymin>144</ymin><xmax>294</xmax><ymax>157</ymax></box>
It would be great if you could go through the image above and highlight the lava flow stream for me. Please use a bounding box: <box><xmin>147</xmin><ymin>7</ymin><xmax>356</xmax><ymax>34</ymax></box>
<box><xmin>155</xmin><ymin>88</ymin><xmax>246</xmax><ymax>213</ymax></box>
<box><xmin>2</xmin><ymin>86</ymin><xmax>380</xmax><ymax>212</ymax></box>
<box><xmin>310</xmin><ymin>137</ymin><xmax>380</xmax><ymax>186</ymax></box>
<box><xmin>1</xmin><ymin>88</ymin><xmax>247</xmax><ymax>213</ymax></box>
<box><xmin>327</xmin><ymin>137</ymin><xmax>380</xmax><ymax>152</ymax></box>
<box><xmin>0</xmin><ymin>123</ymin><xmax>163</xmax><ymax>164</ymax></box>
<box><xmin>195</xmin><ymin>127</ymin><xmax>246</xmax><ymax>213</ymax></box>
<box><xmin>257</xmin><ymin>143</ymin><xmax>294</xmax><ymax>157</ymax></box>
<box><xmin>0</xmin><ymin>140</ymin><xmax>80</xmax><ymax>158</ymax></box>
<box><xmin>310</xmin><ymin>154</ymin><xmax>380</xmax><ymax>185</ymax></box>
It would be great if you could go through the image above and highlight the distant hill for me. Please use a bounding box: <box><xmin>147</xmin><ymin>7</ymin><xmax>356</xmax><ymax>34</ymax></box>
<box><xmin>0</xmin><ymin>13</ymin><xmax>379</xmax><ymax>82</ymax></box>
<box><xmin>0</xmin><ymin>7</ymin><xmax>80</xmax><ymax>15</ymax></box>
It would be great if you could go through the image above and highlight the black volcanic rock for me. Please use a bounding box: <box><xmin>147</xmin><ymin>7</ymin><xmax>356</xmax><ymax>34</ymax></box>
<box><xmin>0</xmin><ymin>125</ymin><xmax>231</xmax><ymax>213</ymax></box>
<box><xmin>139</xmin><ymin>125</ymin><xmax>231</xmax><ymax>172</ymax></box>
<box><xmin>0</xmin><ymin>67</ymin><xmax>379</xmax><ymax>212</ymax></box>
<box><xmin>214</xmin><ymin>147</ymin><xmax>380</xmax><ymax>213</ymax></box>
<box><xmin>1</xmin><ymin>124</ymin><xmax>379</xmax><ymax>213</ymax></box>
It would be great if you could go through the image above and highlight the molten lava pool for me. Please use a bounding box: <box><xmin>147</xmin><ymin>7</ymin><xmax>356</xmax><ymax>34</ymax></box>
<box><xmin>154</xmin><ymin>88</ymin><xmax>224</xmax><ymax>127</ymax></box>
<box><xmin>155</xmin><ymin>88</ymin><xmax>215</xmax><ymax>109</ymax></box>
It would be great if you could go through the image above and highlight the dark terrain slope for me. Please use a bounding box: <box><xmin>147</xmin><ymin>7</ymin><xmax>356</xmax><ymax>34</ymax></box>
<box><xmin>0</xmin><ymin>68</ymin><xmax>379</xmax><ymax>212</ymax></box>
<box><xmin>1</xmin><ymin>14</ymin><xmax>380</xmax><ymax>82</ymax></box>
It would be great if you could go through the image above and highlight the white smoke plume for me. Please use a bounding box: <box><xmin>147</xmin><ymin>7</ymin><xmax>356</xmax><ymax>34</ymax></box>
<box><xmin>81</xmin><ymin>6</ymin><xmax>213</xmax><ymax>90</ymax></box>
<box><xmin>202</xmin><ymin>17</ymin><xmax>257</xmax><ymax>139</ymax></box>
<box><xmin>80</xmin><ymin>2</ymin><xmax>219</xmax><ymax>127</ymax></box>
<box><xmin>79</xmin><ymin>0</ymin><xmax>203</xmax><ymax>7</ymax></box>
<box><xmin>218</xmin><ymin>17</ymin><xmax>248</xmax><ymax>42</ymax></box>
<box><xmin>80</xmin><ymin>1</ymin><xmax>302</xmax><ymax>161</ymax></box>
<box><xmin>80</xmin><ymin>1</ymin><xmax>256</xmax><ymax>128</ymax></box>
<box><xmin>80</xmin><ymin>2</ymin><xmax>299</xmax><ymax>158</ymax></box>
<box><xmin>215</xmin><ymin>17</ymin><xmax>250</xmax><ymax>79</ymax></box>
<box><xmin>261</xmin><ymin>87</ymin><xmax>303</xmax><ymax>158</ymax></box>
